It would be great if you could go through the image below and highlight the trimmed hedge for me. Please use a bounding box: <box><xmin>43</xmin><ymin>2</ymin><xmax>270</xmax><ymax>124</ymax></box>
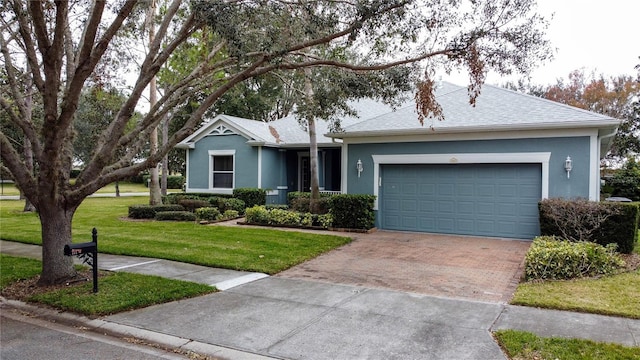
<box><xmin>155</xmin><ymin>211</ymin><xmax>196</xmax><ymax>221</ymax></box>
<box><xmin>233</xmin><ymin>188</ymin><xmax>266</xmax><ymax>208</ymax></box>
<box><xmin>143</xmin><ymin>175</ymin><xmax>185</xmax><ymax>189</ymax></box>
<box><xmin>329</xmin><ymin>194</ymin><xmax>376</xmax><ymax>230</ymax></box>
<box><xmin>290</xmin><ymin>196</ymin><xmax>331</xmax><ymax>214</ymax></box>
<box><xmin>524</xmin><ymin>236</ymin><xmax>625</xmax><ymax>281</ymax></box>
<box><xmin>244</xmin><ymin>206</ymin><xmax>334</xmax><ymax>229</ymax></box>
<box><xmin>539</xmin><ymin>198</ymin><xmax>639</xmax><ymax>254</ymax></box>
<box><xmin>128</xmin><ymin>204</ymin><xmax>184</xmax><ymax>219</ymax></box>
<box><xmin>178</xmin><ymin>199</ymin><xmax>210</xmax><ymax>212</ymax></box>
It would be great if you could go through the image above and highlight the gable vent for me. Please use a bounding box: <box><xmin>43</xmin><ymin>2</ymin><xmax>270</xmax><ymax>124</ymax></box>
<box><xmin>209</xmin><ymin>125</ymin><xmax>236</xmax><ymax>136</ymax></box>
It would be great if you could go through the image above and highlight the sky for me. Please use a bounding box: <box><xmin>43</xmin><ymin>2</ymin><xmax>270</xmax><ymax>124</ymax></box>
<box><xmin>446</xmin><ymin>0</ymin><xmax>639</xmax><ymax>86</ymax></box>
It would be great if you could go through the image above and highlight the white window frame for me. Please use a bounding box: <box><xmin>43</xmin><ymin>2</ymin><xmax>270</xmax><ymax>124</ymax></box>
<box><xmin>209</xmin><ymin>150</ymin><xmax>236</xmax><ymax>194</ymax></box>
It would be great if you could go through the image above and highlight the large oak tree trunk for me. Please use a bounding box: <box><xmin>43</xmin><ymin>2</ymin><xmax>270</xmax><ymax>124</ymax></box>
<box><xmin>304</xmin><ymin>69</ymin><xmax>321</xmax><ymax>214</ymax></box>
<box><xmin>37</xmin><ymin>203</ymin><xmax>78</xmax><ymax>285</ymax></box>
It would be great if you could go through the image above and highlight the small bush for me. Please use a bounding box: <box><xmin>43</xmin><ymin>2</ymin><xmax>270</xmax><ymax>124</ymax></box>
<box><xmin>128</xmin><ymin>205</ymin><xmax>156</xmax><ymax>219</ymax></box>
<box><xmin>524</xmin><ymin>236</ymin><xmax>625</xmax><ymax>281</ymax></box>
<box><xmin>266</xmin><ymin>204</ymin><xmax>289</xmax><ymax>210</ymax></box>
<box><xmin>290</xmin><ymin>196</ymin><xmax>331</xmax><ymax>214</ymax></box>
<box><xmin>178</xmin><ymin>199</ymin><xmax>210</xmax><ymax>212</ymax></box>
<box><xmin>155</xmin><ymin>211</ymin><xmax>196</xmax><ymax>221</ymax></box>
<box><xmin>330</xmin><ymin>194</ymin><xmax>376</xmax><ymax>229</ymax></box>
<box><xmin>195</xmin><ymin>207</ymin><xmax>221</xmax><ymax>221</ymax></box>
<box><xmin>245</xmin><ymin>205</ymin><xmax>270</xmax><ymax>224</ymax></box>
<box><xmin>268</xmin><ymin>208</ymin><xmax>301</xmax><ymax>226</ymax></box>
<box><xmin>153</xmin><ymin>204</ymin><xmax>185</xmax><ymax>212</ymax></box>
<box><xmin>222</xmin><ymin>210</ymin><xmax>239</xmax><ymax>219</ymax></box>
<box><xmin>166</xmin><ymin>176</ymin><xmax>185</xmax><ymax>189</ymax></box>
<box><xmin>216</xmin><ymin>198</ymin><xmax>246</xmax><ymax>215</ymax></box>
<box><xmin>317</xmin><ymin>213</ymin><xmax>333</xmax><ymax>229</ymax></box>
<box><xmin>233</xmin><ymin>188</ymin><xmax>266</xmax><ymax>208</ymax></box>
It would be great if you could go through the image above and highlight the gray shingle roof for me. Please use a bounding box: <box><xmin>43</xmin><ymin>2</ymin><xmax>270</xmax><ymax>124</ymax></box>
<box><xmin>335</xmin><ymin>82</ymin><xmax>619</xmax><ymax>137</ymax></box>
<box><xmin>178</xmin><ymin>82</ymin><xmax>619</xmax><ymax>148</ymax></box>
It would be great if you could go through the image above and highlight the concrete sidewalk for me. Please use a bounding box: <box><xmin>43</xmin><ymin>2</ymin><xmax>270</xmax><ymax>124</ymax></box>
<box><xmin>2</xmin><ymin>241</ymin><xmax>639</xmax><ymax>359</ymax></box>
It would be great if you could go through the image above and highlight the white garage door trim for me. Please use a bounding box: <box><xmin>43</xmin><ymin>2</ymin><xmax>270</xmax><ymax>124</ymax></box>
<box><xmin>371</xmin><ymin>153</ymin><xmax>550</xmax><ymax>210</ymax></box>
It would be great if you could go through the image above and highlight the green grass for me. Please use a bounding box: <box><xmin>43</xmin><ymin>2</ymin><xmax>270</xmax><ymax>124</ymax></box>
<box><xmin>0</xmin><ymin>181</ymin><xmax>150</xmax><ymax>196</ymax></box>
<box><xmin>0</xmin><ymin>197</ymin><xmax>352</xmax><ymax>274</ymax></box>
<box><xmin>0</xmin><ymin>254</ymin><xmax>215</xmax><ymax>316</ymax></box>
<box><xmin>0</xmin><ymin>254</ymin><xmax>42</xmax><ymax>289</ymax></box>
<box><xmin>512</xmin><ymin>270</ymin><xmax>640</xmax><ymax>319</ymax></box>
<box><xmin>494</xmin><ymin>329</ymin><xmax>640</xmax><ymax>360</ymax></box>
<box><xmin>29</xmin><ymin>271</ymin><xmax>215</xmax><ymax>316</ymax></box>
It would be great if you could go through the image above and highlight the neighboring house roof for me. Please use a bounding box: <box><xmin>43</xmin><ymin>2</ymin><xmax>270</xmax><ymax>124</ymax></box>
<box><xmin>177</xmin><ymin>82</ymin><xmax>620</xmax><ymax>150</ymax></box>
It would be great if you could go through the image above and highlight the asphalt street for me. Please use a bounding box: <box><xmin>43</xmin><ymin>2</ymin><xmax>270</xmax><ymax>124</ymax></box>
<box><xmin>0</xmin><ymin>310</ymin><xmax>191</xmax><ymax>360</ymax></box>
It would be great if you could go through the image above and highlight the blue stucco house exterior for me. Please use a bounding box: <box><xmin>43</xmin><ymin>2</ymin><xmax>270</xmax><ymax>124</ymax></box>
<box><xmin>176</xmin><ymin>82</ymin><xmax>619</xmax><ymax>239</ymax></box>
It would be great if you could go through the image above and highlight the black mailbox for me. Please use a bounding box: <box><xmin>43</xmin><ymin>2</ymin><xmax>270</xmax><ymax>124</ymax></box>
<box><xmin>63</xmin><ymin>228</ymin><xmax>99</xmax><ymax>293</ymax></box>
<box><xmin>64</xmin><ymin>242</ymin><xmax>96</xmax><ymax>256</ymax></box>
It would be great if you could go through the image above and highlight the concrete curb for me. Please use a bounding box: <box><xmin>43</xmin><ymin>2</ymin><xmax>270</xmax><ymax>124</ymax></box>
<box><xmin>1</xmin><ymin>297</ymin><xmax>278</xmax><ymax>360</ymax></box>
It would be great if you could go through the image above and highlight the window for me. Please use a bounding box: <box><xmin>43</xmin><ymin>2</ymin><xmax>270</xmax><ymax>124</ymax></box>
<box><xmin>209</xmin><ymin>150</ymin><xmax>235</xmax><ymax>190</ymax></box>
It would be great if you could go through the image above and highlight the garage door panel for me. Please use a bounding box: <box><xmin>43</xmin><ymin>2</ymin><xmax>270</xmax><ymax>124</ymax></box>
<box><xmin>381</xmin><ymin>163</ymin><xmax>541</xmax><ymax>239</ymax></box>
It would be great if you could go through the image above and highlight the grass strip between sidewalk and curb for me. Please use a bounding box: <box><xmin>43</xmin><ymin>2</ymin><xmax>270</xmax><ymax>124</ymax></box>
<box><xmin>511</xmin><ymin>269</ymin><xmax>640</xmax><ymax>319</ymax></box>
<box><xmin>0</xmin><ymin>197</ymin><xmax>352</xmax><ymax>274</ymax></box>
<box><xmin>1</xmin><ymin>254</ymin><xmax>216</xmax><ymax>316</ymax></box>
<box><xmin>494</xmin><ymin>329</ymin><xmax>640</xmax><ymax>360</ymax></box>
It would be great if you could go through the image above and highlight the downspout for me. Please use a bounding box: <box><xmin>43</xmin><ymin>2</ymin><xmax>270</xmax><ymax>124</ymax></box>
<box><xmin>597</xmin><ymin>128</ymin><xmax>618</xmax><ymax>201</ymax></box>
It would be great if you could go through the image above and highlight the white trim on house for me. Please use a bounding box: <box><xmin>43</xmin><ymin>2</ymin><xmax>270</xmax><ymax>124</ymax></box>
<box><xmin>257</xmin><ymin>146</ymin><xmax>262</xmax><ymax>189</ymax></box>
<box><xmin>341</xmin><ymin>145</ymin><xmax>349</xmax><ymax>193</ymax></box>
<box><xmin>208</xmin><ymin>149</ymin><xmax>236</xmax><ymax>195</ymax></box>
<box><xmin>341</xmin><ymin>128</ymin><xmax>599</xmax><ymax>145</ymax></box>
<box><xmin>371</xmin><ymin>152</ymin><xmax>551</xmax><ymax>210</ymax></box>
<box><xmin>589</xmin><ymin>134</ymin><xmax>598</xmax><ymax>201</ymax></box>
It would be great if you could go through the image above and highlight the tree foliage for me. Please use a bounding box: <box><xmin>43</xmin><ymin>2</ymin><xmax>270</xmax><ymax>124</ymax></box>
<box><xmin>0</xmin><ymin>0</ymin><xmax>551</xmax><ymax>285</ymax></box>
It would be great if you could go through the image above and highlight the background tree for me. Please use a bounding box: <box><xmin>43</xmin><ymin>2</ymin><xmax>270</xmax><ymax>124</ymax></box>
<box><xmin>506</xmin><ymin>68</ymin><xmax>640</xmax><ymax>161</ymax></box>
<box><xmin>0</xmin><ymin>0</ymin><xmax>551</xmax><ymax>285</ymax></box>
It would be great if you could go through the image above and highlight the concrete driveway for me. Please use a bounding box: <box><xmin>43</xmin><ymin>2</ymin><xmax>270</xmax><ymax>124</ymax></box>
<box><xmin>278</xmin><ymin>230</ymin><xmax>532</xmax><ymax>303</ymax></box>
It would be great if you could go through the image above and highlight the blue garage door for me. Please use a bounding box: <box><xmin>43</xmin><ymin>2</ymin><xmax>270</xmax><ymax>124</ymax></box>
<box><xmin>380</xmin><ymin>164</ymin><xmax>541</xmax><ymax>239</ymax></box>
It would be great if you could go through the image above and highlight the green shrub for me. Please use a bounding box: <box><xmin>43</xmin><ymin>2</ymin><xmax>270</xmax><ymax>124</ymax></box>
<box><xmin>539</xmin><ymin>198</ymin><xmax>638</xmax><ymax>254</ymax></box>
<box><xmin>301</xmin><ymin>213</ymin><xmax>313</xmax><ymax>227</ymax></box>
<box><xmin>266</xmin><ymin>204</ymin><xmax>289</xmax><ymax>210</ymax></box>
<box><xmin>245</xmin><ymin>205</ymin><xmax>270</xmax><ymax>224</ymax></box>
<box><xmin>195</xmin><ymin>207</ymin><xmax>221</xmax><ymax>221</ymax></box>
<box><xmin>153</xmin><ymin>204</ymin><xmax>185</xmax><ymax>212</ymax></box>
<box><xmin>330</xmin><ymin>194</ymin><xmax>376</xmax><ymax>229</ymax></box>
<box><xmin>178</xmin><ymin>199</ymin><xmax>210</xmax><ymax>212</ymax></box>
<box><xmin>222</xmin><ymin>210</ymin><xmax>239</xmax><ymax>219</ymax></box>
<box><xmin>524</xmin><ymin>236</ymin><xmax>625</xmax><ymax>281</ymax></box>
<box><xmin>317</xmin><ymin>213</ymin><xmax>333</xmax><ymax>229</ymax></box>
<box><xmin>596</xmin><ymin>203</ymin><xmax>639</xmax><ymax>254</ymax></box>
<box><xmin>268</xmin><ymin>208</ymin><xmax>301</xmax><ymax>226</ymax></box>
<box><xmin>233</xmin><ymin>188</ymin><xmax>266</xmax><ymax>208</ymax></box>
<box><xmin>290</xmin><ymin>196</ymin><xmax>331</xmax><ymax>214</ymax></box>
<box><xmin>166</xmin><ymin>176</ymin><xmax>185</xmax><ymax>189</ymax></box>
<box><xmin>608</xmin><ymin>158</ymin><xmax>640</xmax><ymax>201</ymax></box>
<box><xmin>128</xmin><ymin>204</ymin><xmax>185</xmax><ymax>219</ymax></box>
<box><xmin>216</xmin><ymin>198</ymin><xmax>246</xmax><ymax>215</ymax></box>
<box><xmin>128</xmin><ymin>205</ymin><xmax>155</xmax><ymax>219</ymax></box>
<box><xmin>155</xmin><ymin>211</ymin><xmax>196</xmax><ymax>221</ymax></box>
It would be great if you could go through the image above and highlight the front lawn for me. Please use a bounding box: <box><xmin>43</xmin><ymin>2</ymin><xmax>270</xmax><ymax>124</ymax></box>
<box><xmin>0</xmin><ymin>197</ymin><xmax>352</xmax><ymax>274</ymax></box>
<box><xmin>1</xmin><ymin>254</ymin><xmax>215</xmax><ymax>316</ymax></box>
<box><xmin>495</xmin><ymin>329</ymin><xmax>640</xmax><ymax>360</ymax></box>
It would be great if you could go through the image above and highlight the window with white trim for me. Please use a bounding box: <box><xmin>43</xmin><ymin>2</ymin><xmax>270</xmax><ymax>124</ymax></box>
<box><xmin>209</xmin><ymin>150</ymin><xmax>235</xmax><ymax>190</ymax></box>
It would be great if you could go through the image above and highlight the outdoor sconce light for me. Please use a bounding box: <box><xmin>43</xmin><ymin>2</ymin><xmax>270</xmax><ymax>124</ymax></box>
<box><xmin>564</xmin><ymin>156</ymin><xmax>572</xmax><ymax>179</ymax></box>
<box><xmin>356</xmin><ymin>159</ymin><xmax>364</xmax><ymax>178</ymax></box>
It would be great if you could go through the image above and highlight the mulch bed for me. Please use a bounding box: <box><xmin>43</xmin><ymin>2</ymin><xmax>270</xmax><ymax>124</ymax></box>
<box><xmin>1</xmin><ymin>269</ymin><xmax>110</xmax><ymax>301</ymax></box>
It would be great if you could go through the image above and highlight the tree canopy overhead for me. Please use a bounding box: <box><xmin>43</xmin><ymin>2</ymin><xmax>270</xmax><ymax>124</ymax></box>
<box><xmin>0</xmin><ymin>0</ymin><xmax>552</xmax><ymax>285</ymax></box>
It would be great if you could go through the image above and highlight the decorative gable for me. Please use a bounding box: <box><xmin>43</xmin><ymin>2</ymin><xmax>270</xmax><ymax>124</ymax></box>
<box><xmin>209</xmin><ymin>124</ymin><xmax>237</xmax><ymax>136</ymax></box>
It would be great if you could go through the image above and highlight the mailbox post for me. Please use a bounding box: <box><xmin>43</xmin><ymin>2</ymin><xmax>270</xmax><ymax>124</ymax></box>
<box><xmin>64</xmin><ymin>228</ymin><xmax>99</xmax><ymax>293</ymax></box>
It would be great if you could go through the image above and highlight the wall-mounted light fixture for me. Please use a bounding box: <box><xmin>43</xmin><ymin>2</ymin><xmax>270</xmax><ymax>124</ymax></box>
<box><xmin>356</xmin><ymin>159</ymin><xmax>363</xmax><ymax>178</ymax></box>
<box><xmin>564</xmin><ymin>156</ymin><xmax>572</xmax><ymax>179</ymax></box>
